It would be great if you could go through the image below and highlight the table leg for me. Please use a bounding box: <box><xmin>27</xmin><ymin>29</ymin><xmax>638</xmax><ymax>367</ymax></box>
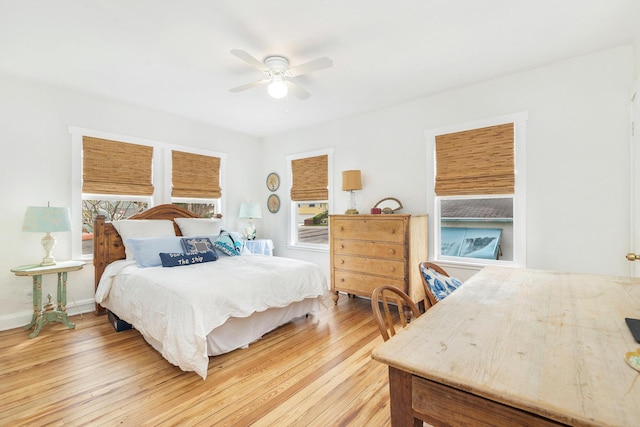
<box><xmin>28</xmin><ymin>275</ymin><xmax>45</xmax><ymax>338</ymax></box>
<box><xmin>57</xmin><ymin>272</ymin><xmax>75</xmax><ymax>329</ymax></box>
<box><xmin>24</xmin><ymin>275</ymin><xmax>42</xmax><ymax>331</ymax></box>
<box><xmin>388</xmin><ymin>366</ymin><xmax>422</xmax><ymax>427</ymax></box>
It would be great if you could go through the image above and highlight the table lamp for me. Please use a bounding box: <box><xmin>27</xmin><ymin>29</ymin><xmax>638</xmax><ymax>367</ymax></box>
<box><xmin>22</xmin><ymin>204</ymin><xmax>72</xmax><ymax>265</ymax></box>
<box><xmin>342</xmin><ymin>170</ymin><xmax>362</xmax><ymax>214</ymax></box>
<box><xmin>239</xmin><ymin>202</ymin><xmax>262</xmax><ymax>240</ymax></box>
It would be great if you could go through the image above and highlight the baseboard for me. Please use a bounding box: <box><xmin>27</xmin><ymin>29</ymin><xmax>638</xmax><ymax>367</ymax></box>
<box><xmin>0</xmin><ymin>298</ymin><xmax>96</xmax><ymax>332</ymax></box>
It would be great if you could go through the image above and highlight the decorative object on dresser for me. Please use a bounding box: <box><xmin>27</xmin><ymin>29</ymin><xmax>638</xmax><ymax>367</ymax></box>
<box><xmin>22</xmin><ymin>204</ymin><xmax>72</xmax><ymax>265</ymax></box>
<box><xmin>373</xmin><ymin>197</ymin><xmax>403</xmax><ymax>214</ymax></box>
<box><xmin>238</xmin><ymin>201</ymin><xmax>262</xmax><ymax>240</ymax></box>
<box><xmin>341</xmin><ymin>170</ymin><xmax>362</xmax><ymax>214</ymax></box>
<box><xmin>330</xmin><ymin>214</ymin><xmax>428</xmax><ymax>307</ymax></box>
<box><xmin>266</xmin><ymin>172</ymin><xmax>280</xmax><ymax>191</ymax></box>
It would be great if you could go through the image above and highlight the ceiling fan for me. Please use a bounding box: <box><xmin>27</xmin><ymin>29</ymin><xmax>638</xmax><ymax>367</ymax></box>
<box><xmin>229</xmin><ymin>49</ymin><xmax>333</xmax><ymax>100</ymax></box>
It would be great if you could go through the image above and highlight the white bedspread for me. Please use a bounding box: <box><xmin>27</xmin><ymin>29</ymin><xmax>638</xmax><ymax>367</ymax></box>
<box><xmin>95</xmin><ymin>255</ymin><xmax>327</xmax><ymax>379</ymax></box>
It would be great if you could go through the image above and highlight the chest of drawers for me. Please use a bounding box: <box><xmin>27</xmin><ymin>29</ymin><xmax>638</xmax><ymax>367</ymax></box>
<box><xmin>330</xmin><ymin>214</ymin><xmax>428</xmax><ymax>305</ymax></box>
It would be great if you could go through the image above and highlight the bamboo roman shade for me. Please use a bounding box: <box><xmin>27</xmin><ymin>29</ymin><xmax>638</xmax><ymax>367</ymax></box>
<box><xmin>82</xmin><ymin>136</ymin><xmax>154</xmax><ymax>196</ymax></box>
<box><xmin>435</xmin><ymin>123</ymin><xmax>514</xmax><ymax>196</ymax></box>
<box><xmin>171</xmin><ymin>150</ymin><xmax>221</xmax><ymax>199</ymax></box>
<box><xmin>290</xmin><ymin>154</ymin><xmax>328</xmax><ymax>201</ymax></box>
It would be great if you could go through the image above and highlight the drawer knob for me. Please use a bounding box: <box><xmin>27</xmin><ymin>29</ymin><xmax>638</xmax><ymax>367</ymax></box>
<box><xmin>340</xmin><ymin>260</ymin><xmax>345</xmax><ymax>264</ymax></box>
<box><xmin>389</xmin><ymin>248</ymin><xmax>395</xmax><ymax>255</ymax></box>
<box><xmin>340</xmin><ymin>244</ymin><xmax>345</xmax><ymax>249</ymax></box>
<box><xmin>389</xmin><ymin>229</ymin><xmax>395</xmax><ymax>234</ymax></box>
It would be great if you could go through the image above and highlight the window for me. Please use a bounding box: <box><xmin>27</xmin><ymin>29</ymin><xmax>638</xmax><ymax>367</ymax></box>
<box><xmin>287</xmin><ymin>149</ymin><xmax>333</xmax><ymax>248</ymax></box>
<box><xmin>71</xmin><ymin>127</ymin><xmax>226</xmax><ymax>258</ymax></box>
<box><xmin>426</xmin><ymin>113</ymin><xmax>527</xmax><ymax>266</ymax></box>
<box><xmin>171</xmin><ymin>150</ymin><xmax>222</xmax><ymax>218</ymax></box>
<box><xmin>80</xmin><ymin>136</ymin><xmax>154</xmax><ymax>256</ymax></box>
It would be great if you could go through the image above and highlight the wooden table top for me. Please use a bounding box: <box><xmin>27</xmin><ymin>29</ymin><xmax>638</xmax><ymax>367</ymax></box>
<box><xmin>371</xmin><ymin>266</ymin><xmax>640</xmax><ymax>426</ymax></box>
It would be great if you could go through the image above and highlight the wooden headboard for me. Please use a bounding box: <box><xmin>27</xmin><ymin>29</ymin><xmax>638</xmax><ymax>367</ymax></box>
<box><xmin>93</xmin><ymin>204</ymin><xmax>218</xmax><ymax>314</ymax></box>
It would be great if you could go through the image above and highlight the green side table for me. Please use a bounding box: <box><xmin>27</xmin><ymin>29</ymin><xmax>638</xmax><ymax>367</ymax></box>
<box><xmin>11</xmin><ymin>260</ymin><xmax>86</xmax><ymax>338</ymax></box>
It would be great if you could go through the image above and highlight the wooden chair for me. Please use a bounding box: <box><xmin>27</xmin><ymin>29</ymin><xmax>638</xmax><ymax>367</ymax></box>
<box><xmin>419</xmin><ymin>261</ymin><xmax>451</xmax><ymax>309</ymax></box>
<box><xmin>371</xmin><ymin>285</ymin><xmax>421</xmax><ymax>342</ymax></box>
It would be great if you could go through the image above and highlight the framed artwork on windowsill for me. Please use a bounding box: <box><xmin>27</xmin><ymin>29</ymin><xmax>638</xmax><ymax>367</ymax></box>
<box><xmin>267</xmin><ymin>194</ymin><xmax>280</xmax><ymax>213</ymax></box>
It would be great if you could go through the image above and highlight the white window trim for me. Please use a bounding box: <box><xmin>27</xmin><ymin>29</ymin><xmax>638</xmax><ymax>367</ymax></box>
<box><xmin>425</xmin><ymin>112</ymin><xmax>528</xmax><ymax>268</ymax></box>
<box><xmin>70</xmin><ymin>126</ymin><xmax>227</xmax><ymax>260</ymax></box>
<box><xmin>285</xmin><ymin>148</ymin><xmax>334</xmax><ymax>251</ymax></box>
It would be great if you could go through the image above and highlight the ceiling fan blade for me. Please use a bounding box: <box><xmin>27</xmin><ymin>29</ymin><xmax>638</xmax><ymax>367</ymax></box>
<box><xmin>288</xmin><ymin>57</ymin><xmax>333</xmax><ymax>77</ymax></box>
<box><xmin>230</xmin><ymin>49</ymin><xmax>265</xmax><ymax>70</ymax></box>
<box><xmin>285</xmin><ymin>79</ymin><xmax>311</xmax><ymax>100</ymax></box>
<box><xmin>229</xmin><ymin>78</ymin><xmax>269</xmax><ymax>93</ymax></box>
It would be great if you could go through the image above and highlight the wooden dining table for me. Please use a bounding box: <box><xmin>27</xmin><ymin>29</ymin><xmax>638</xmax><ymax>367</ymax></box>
<box><xmin>371</xmin><ymin>266</ymin><xmax>640</xmax><ymax>426</ymax></box>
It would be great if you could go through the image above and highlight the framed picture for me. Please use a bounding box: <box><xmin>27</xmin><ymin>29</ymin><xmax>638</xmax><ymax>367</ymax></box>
<box><xmin>266</xmin><ymin>172</ymin><xmax>280</xmax><ymax>192</ymax></box>
<box><xmin>267</xmin><ymin>194</ymin><xmax>280</xmax><ymax>213</ymax></box>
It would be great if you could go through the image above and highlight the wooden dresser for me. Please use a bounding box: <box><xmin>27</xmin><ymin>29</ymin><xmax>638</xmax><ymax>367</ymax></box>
<box><xmin>330</xmin><ymin>214</ymin><xmax>428</xmax><ymax>305</ymax></box>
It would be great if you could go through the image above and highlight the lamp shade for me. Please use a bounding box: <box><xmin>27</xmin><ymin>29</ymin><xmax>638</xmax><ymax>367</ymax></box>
<box><xmin>22</xmin><ymin>206</ymin><xmax>71</xmax><ymax>232</ymax></box>
<box><xmin>238</xmin><ymin>202</ymin><xmax>262</xmax><ymax>219</ymax></box>
<box><xmin>342</xmin><ymin>170</ymin><xmax>362</xmax><ymax>191</ymax></box>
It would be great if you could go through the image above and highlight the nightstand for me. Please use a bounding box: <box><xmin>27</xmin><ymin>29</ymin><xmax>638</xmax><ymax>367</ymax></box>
<box><xmin>11</xmin><ymin>260</ymin><xmax>86</xmax><ymax>338</ymax></box>
<box><xmin>244</xmin><ymin>239</ymin><xmax>274</xmax><ymax>256</ymax></box>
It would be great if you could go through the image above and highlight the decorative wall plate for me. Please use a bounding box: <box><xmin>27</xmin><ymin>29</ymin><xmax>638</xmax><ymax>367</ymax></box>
<box><xmin>267</xmin><ymin>194</ymin><xmax>280</xmax><ymax>213</ymax></box>
<box><xmin>266</xmin><ymin>172</ymin><xmax>280</xmax><ymax>191</ymax></box>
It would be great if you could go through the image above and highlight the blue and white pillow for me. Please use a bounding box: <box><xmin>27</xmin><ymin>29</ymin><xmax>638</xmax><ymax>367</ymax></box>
<box><xmin>213</xmin><ymin>230</ymin><xmax>244</xmax><ymax>256</ymax></box>
<box><xmin>181</xmin><ymin>237</ymin><xmax>215</xmax><ymax>253</ymax></box>
<box><xmin>159</xmin><ymin>250</ymin><xmax>217</xmax><ymax>267</ymax></box>
<box><xmin>421</xmin><ymin>265</ymin><xmax>463</xmax><ymax>302</ymax></box>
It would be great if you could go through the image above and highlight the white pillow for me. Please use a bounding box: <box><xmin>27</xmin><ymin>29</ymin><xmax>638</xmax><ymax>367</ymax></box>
<box><xmin>112</xmin><ymin>219</ymin><xmax>176</xmax><ymax>259</ymax></box>
<box><xmin>174</xmin><ymin>217</ymin><xmax>223</xmax><ymax>237</ymax></box>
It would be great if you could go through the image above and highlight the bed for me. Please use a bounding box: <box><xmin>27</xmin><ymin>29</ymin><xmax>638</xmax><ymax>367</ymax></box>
<box><xmin>93</xmin><ymin>204</ymin><xmax>327</xmax><ymax>379</ymax></box>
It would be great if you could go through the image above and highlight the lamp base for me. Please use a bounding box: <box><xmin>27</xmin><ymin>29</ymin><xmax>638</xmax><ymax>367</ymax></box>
<box><xmin>344</xmin><ymin>209</ymin><xmax>359</xmax><ymax>215</ymax></box>
<box><xmin>244</xmin><ymin>222</ymin><xmax>257</xmax><ymax>240</ymax></box>
<box><xmin>41</xmin><ymin>232</ymin><xmax>57</xmax><ymax>265</ymax></box>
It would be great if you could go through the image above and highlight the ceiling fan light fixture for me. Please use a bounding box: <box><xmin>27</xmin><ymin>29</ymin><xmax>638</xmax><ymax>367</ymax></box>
<box><xmin>268</xmin><ymin>75</ymin><xmax>288</xmax><ymax>99</ymax></box>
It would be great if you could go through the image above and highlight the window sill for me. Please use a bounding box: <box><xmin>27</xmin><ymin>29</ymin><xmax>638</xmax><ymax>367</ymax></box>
<box><xmin>284</xmin><ymin>244</ymin><xmax>329</xmax><ymax>254</ymax></box>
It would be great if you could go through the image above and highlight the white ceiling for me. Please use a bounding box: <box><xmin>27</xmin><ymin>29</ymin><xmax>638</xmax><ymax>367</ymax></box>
<box><xmin>1</xmin><ymin>1</ymin><xmax>638</xmax><ymax>138</ymax></box>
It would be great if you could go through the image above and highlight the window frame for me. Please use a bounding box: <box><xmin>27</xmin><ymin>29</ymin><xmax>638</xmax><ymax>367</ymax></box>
<box><xmin>425</xmin><ymin>112</ymin><xmax>527</xmax><ymax>268</ymax></box>
<box><xmin>71</xmin><ymin>126</ymin><xmax>226</xmax><ymax>260</ymax></box>
<box><xmin>286</xmin><ymin>148</ymin><xmax>334</xmax><ymax>251</ymax></box>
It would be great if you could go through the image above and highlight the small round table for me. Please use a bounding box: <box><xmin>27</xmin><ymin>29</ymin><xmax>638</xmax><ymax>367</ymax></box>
<box><xmin>11</xmin><ymin>260</ymin><xmax>86</xmax><ymax>338</ymax></box>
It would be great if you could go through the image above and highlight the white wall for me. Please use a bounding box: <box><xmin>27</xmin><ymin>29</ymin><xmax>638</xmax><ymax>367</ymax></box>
<box><xmin>1</xmin><ymin>43</ymin><xmax>635</xmax><ymax>330</ymax></box>
<box><xmin>262</xmin><ymin>46</ymin><xmax>635</xmax><ymax>282</ymax></box>
<box><xmin>0</xmin><ymin>73</ymin><xmax>261</xmax><ymax>330</ymax></box>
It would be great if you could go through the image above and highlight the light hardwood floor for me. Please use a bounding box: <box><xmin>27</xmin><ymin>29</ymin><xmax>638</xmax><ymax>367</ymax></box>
<box><xmin>0</xmin><ymin>295</ymin><xmax>392</xmax><ymax>426</ymax></box>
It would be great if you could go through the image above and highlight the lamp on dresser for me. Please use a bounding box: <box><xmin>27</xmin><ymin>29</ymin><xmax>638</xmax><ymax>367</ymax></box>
<box><xmin>342</xmin><ymin>170</ymin><xmax>362</xmax><ymax>214</ymax></box>
<box><xmin>22</xmin><ymin>203</ymin><xmax>72</xmax><ymax>265</ymax></box>
<box><xmin>239</xmin><ymin>202</ymin><xmax>262</xmax><ymax>240</ymax></box>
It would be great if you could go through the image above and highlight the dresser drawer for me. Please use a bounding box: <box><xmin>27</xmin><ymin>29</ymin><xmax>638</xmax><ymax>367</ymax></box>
<box><xmin>334</xmin><ymin>254</ymin><xmax>406</xmax><ymax>278</ymax></box>
<box><xmin>333</xmin><ymin>270</ymin><xmax>406</xmax><ymax>296</ymax></box>
<box><xmin>332</xmin><ymin>218</ymin><xmax>406</xmax><ymax>243</ymax></box>
<box><xmin>332</xmin><ymin>239</ymin><xmax>405</xmax><ymax>260</ymax></box>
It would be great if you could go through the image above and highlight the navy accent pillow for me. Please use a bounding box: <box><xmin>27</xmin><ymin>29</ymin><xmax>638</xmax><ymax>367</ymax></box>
<box><xmin>180</xmin><ymin>237</ymin><xmax>214</xmax><ymax>253</ymax></box>
<box><xmin>159</xmin><ymin>250</ymin><xmax>217</xmax><ymax>267</ymax></box>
